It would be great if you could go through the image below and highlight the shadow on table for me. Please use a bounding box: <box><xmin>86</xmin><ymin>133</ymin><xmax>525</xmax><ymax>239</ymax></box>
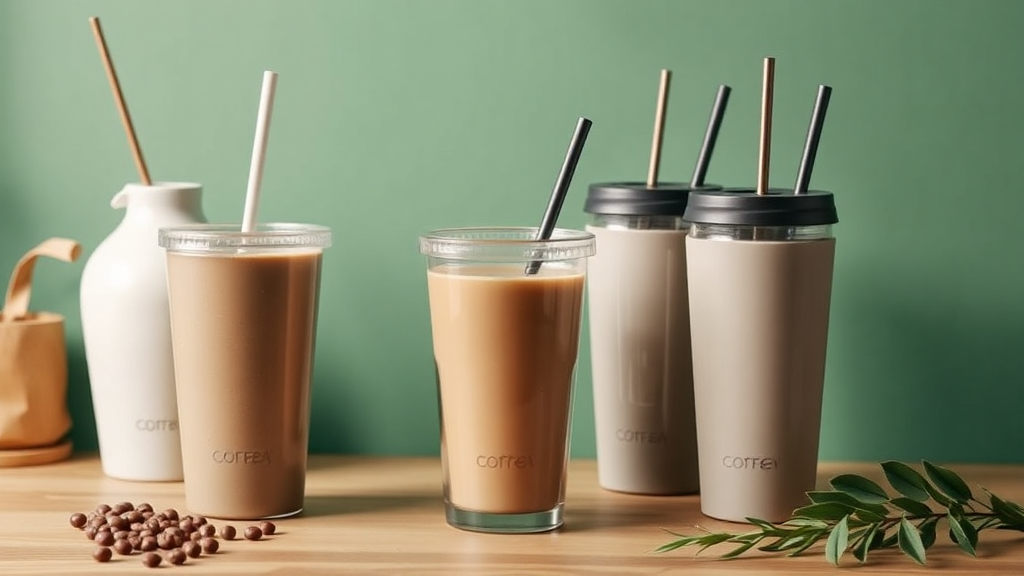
<box><xmin>301</xmin><ymin>494</ymin><xmax>439</xmax><ymax>518</ymax></box>
<box><xmin>565</xmin><ymin>497</ymin><xmax>702</xmax><ymax>533</ymax></box>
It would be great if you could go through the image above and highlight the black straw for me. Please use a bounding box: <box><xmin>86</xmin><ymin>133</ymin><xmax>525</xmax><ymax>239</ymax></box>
<box><xmin>690</xmin><ymin>85</ymin><xmax>731</xmax><ymax>187</ymax></box>
<box><xmin>794</xmin><ymin>85</ymin><xmax>832</xmax><ymax>195</ymax></box>
<box><xmin>525</xmin><ymin>116</ymin><xmax>593</xmax><ymax>275</ymax></box>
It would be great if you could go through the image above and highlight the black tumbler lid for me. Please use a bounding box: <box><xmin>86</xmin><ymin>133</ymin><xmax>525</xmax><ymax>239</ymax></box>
<box><xmin>584</xmin><ymin>181</ymin><xmax>723</xmax><ymax>216</ymax></box>
<box><xmin>683</xmin><ymin>188</ymin><xmax>838</xmax><ymax>226</ymax></box>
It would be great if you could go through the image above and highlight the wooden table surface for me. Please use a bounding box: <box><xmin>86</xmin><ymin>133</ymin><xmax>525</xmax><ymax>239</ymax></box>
<box><xmin>1</xmin><ymin>455</ymin><xmax>1022</xmax><ymax>575</ymax></box>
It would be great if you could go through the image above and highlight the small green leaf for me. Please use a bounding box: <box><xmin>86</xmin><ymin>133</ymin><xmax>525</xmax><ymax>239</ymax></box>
<box><xmin>655</xmin><ymin>535</ymin><xmax>704</xmax><ymax>553</ymax></box>
<box><xmin>759</xmin><ymin>534</ymin><xmax>811</xmax><ymax>552</ymax></box>
<box><xmin>695</xmin><ymin>533</ymin><xmax>734</xmax><ymax>556</ymax></box>
<box><xmin>782</xmin><ymin>518</ymin><xmax>829</xmax><ymax>529</ymax></box>
<box><xmin>990</xmin><ymin>492</ymin><xmax>1024</xmax><ymax>528</ymax></box>
<box><xmin>830</xmin><ymin>474</ymin><xmax>889</xmax><ymax>504</ymax></box>
<box><xmin>854</xmin><ymin>508</ymin><xmax>887</xmax><ymax>524</ymax></box>
<box><xmin>786</xmin><ymin>530</ymin><xmax>827</xmax><ymax>557</ymax></box>
<box><xmin>825</xmin><ymin>515</ymin><xmax>850</xmax><ymax>567</ymax></box>
<box><xmin>853</xmin><ymin>523</ymin><xmax>880</xmax><ymax>563</ymax></box>
<box><xmin>793</xmin><ymin>502</ymin><xmax>855</xmax><ymax>522</ymax></box>
<box><xmin>898</xmin><ymin>516</ymin><xmax>927</xmax><ymax>565</ymax></box>
<box><xmin>890</xmin><ymin>497</ymin><xmax>933</xmax><ymax>517</ymax></box>
<box><xmin>947</xmin><ymin>512</ymin><xmax>978</xmax><ymax>557</ymax></box>
<box><xmin>720</xmin><ymin>538</ymin><xmax>761</xmax><ymax>559</ymax></box>
<box><xmin>919</xmin><ymin>517</ymin><xmax>938</xmax><ymax>550</ymax></box>
<box><xmin>744</xmin><ymin>517</ymin><xmax>785</xmax><ymax>536</ymax></box>
<box><xmin>807</xmin><ymin>491</ymin><xmax>889</xmax><ymax>516</ymax></box>
<box><xmin>881</xmin><ymin>461</ymin><xmax>931</xmax><ymax>502</ymax></box>
<box><xmin>922</xmin><ymin>461</ymin><xmax>972</xmax><ymax>503</ymax></box>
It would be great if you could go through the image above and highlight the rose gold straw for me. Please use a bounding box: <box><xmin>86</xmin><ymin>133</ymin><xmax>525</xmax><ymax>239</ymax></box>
<box><xmin>89</xmin><ymin>16</ymin><xmax>151</xmax><ymax>185</ymax></box>
<box><xmin>757</xmin><ymin>57</ymin><xmax>775</xmax><ymax>196</ymax></box>
<box><xmin>646</xmin><ymin>69</ymin><xmax>671</xmax><ymax>188</ymax></box>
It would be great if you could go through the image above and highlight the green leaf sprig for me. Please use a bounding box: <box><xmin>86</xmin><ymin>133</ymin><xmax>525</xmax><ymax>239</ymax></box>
<box><xmin>657</xmin><ymin>460</ymin><xmax>1024</xmax><ymax>567</ymax></box>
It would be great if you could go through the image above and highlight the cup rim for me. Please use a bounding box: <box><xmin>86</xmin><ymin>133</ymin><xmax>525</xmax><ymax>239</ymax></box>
<box><xmin>419</xmin><ymin>227</ymin><xmax>595</xmax><ymax>262</ymax></box>
<box><xmin>159</xmin><ymin>223</ymin><xmax>332</xmax><ymax>253</ymax></box>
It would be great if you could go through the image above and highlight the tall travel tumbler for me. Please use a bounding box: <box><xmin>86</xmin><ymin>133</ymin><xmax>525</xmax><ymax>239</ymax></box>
<box><xmin>684</xmin><ymin>189</ymin><xmax>838</xmax><ymax>522</ymax></box>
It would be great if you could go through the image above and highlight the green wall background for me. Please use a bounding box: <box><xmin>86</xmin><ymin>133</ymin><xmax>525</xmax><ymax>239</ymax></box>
<box><xmin>1</xmin><ymin>1</ymin><xmax>1022</xmax><ymax>462</ymax></box>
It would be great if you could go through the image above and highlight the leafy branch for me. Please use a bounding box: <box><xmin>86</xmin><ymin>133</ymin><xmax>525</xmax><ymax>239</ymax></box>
<box><xmin>657</xmin><ymin>460</ymin><xmax>1024</xmax><ymax>566</ymax></box>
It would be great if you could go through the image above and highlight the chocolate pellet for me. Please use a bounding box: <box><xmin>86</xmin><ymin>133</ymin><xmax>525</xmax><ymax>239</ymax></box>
<box><xmin>163</xmin><ymin>508</ymin><xmax>179</xmax><ymax>521</ymax></box>
<box><xmin>109</xmin><ymin>515</ymin><xmax>128</xmax><ymax>530</ymax></box>
<box><xmin>139</xmin><ymin>529</ymin><xmax>154</xmax><ymax>539</ymax></box>
<box><xmin>113</xmin><ymin>539</ymin><xmax>134</xmax><ymax>556</ymax></box>
<box><xmin>114</xmin><ymin>530</ymin><xmax>130</xmax><ymax>540</ymax></box>
<box><xmin>89</xmin><ymin>517</ymin><xmax>107</xmax><ymax>529</ymax></box>
<box><xmin>219</xmin><ymin>525</ymin><xmax>237</xmax><ymax>540</ymax></box>
<box><xmin>201</xmin><ymin>537</ymin><xmax>219</xmax><ymax>554</ymax></box>
<box><xmin>95</xmin><ymin>531</ymin><xmax>115</xmax><ymax>547</ymax></box>
<box><xmin>142</xmin><ymin>510</ymin><xmax>154</xmax><ymax>519</ymax></box>
<box><xmin>179</xmin><ymin>519</ymin><xmax>194</xmax><ymax>533</ymax></box>
<box><xmin>259</xmin><ymin>521</ymin><xmax>276</xmax><ymax>536</ymax></box>
<box><xmin>96</xmin><ymin>504</ymin><xmax>112</xmax><ymax>515</ymax></box>
<box><xmin>156</xmin><ymin>532</ymin><xmax>175</xmax><ymax>550</ymax></box>
<box><xmin>190</xmin><ymin>531</ymin><xmax>202</xmax><ymax>543</ymax></box>
<box><xmin>127</xmin><ymin>511</ymin><xmax>144</xmax><ymax>524</ymax></box>
<box><xmin>141</xmin><ymin>552</ymin><xmax>162</xmax><ymax>568</ymax></box>
<box><xmin>165</xmin><ymin>526</ymin><xmax>183</xmax><ymax>539</ymax></box>
<box><xmin>244</xmin><ymin>526</ymin><xmax>263</xmax><ymax>541</ymax></box>
<box><xmin>92</xmin><ymin>546</ymin><xmax>112</xmax><ymax>563</ymax></box>
<box><xmin>131</xmin><ymin>522</ymin><xmax>145</xmax><ymax>532</ymax></box>
<box><xmin>140</xmin><ymin>536</ymin><xmax>158</xmax><ymax>552</ymax></box>
<box><xmin>137</xmin><ymin>503</ymin><xmax>153</xmax><ymax>513</ymax></box>
<box><xmin>129</xmin><ymin>536</ymin><xmax>142</xmax><ymax>550</ymax></box>
<box><xmin>167</xmin><ymin>549</ymin><xmax>187</xmax><ymax>565</ymax></box>
<box><xmin>182</xmin><ymin>541</ymin><xmax>201</xmax><ymax>559</ymax></box>
<box><xmin>84</xmin><ymin>526</ymin><xmax>98</xmax><ymax>540</ymax></box>
<box><xmin>173</xmin><ymin>534</ymin><xmax>185</xmax><ymax>548</ymax></box>
<box><xmin>199</xmin><ymin>524</ymin><xmax>215</xmax><ymax>538</ymax></box>
<box><xmin>69</xmin><ymin>513</ymin><xmax>87</xmax><ymax>529</ymax></box>
<box><xmin>192</xmin><ymin>515</ymin><xmax>207</xmax><ymax>527</ymax></box>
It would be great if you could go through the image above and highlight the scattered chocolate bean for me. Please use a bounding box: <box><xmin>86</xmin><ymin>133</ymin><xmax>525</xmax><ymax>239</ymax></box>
<box><xmin>244</xmin><ymin>526</ymin><xmax>263</xmax><ymax>541</ymax></box>
<box><xmin>259</xmin><ymin>521</ymin><xmax>276</xmax><ymax>536</ymax></box>
<box><xmin>113</xmin><ymin>539</ymin><xmax>134</xmax><ymax>556</ymax></box>
<box><xmin>92</xmin><ymin>546</ymin><xmax>112</xmax><ymax>563</ymax></box>
<box><xmin>95</xmin><ymin>531</ymin><xmax>115</xmax><ymax>547</ymax></box>
<box><xmin>199</xmin><ymin>524</ymin><xmax>215</xmax><ymax>538</ymax></box>
<box><xmin>201</xmin><ymin>537</ymin><xmax>219</xmax><ymax>554</ymax></box>
<box><xmin>113</xmin><ymin>530</ymin><xmax>129</xmax><ymax>540</ymax></box>
<box><xmin>179</xmin><ymin>518</ymin><xmax>194</xmax><ymax>534</ymax></box>
<box><xmin>95</xmin><ymin>504</ymin><xmax>112</xmax><ymax>515</ymax></box>
<box><xmin>162</xmin><ymin>508</ymin><xmax>179</xmax><ymax>521</ymax></box>
<box><xmin>69</xmin><ymin>513</ymin><xmax>87</xmax><ymax>529</ymax></box>
<box><xmin>108</xmin><ymin>515</ymin><xmax>128</xmax><ymax>530</ymax></box>
<box><xmin>182</xmin><ymin>541</ymin><xmax>202</xmax><ymax>558</ymax></box>
<box><xmin>84</xmin><ymin>526</ymin><xmax>98</xmax><ymax>540</ymax></box>
<box><xmin>128</xmin><ymin>536</ymin><xmax>142</xmax><ymax>550</ymax></box>
<box><xmin>192</xmin><ymin>515</ymin><xmax>207</xmax><ymax>527</ymax></box>
<box><xmin>127</xmin><ymin>511</ymin><xmax>144</xmax><ymax>524</ymax></box>
<box><xmin>141</xmin><ymin>552</ymin><xmax>162</xmax><ymax>568</ymax></box>
<box><xmin>190</xmin><ymin>531</ymin><xmax>202</xmax><ymax>543</ymax></box>
<box><xmin>139</xmin><ymin>529</ymin><xmax>154</xmax><ymax>539</ymax></box>
<box><xmin>140</xmin><ymin>536</ymin><xmax>158</xmax><ymax>552</ymax></box>
<box><xmin>156</xmin><ymin>532</ymin><xmax>175</xmax><ymax>550</ymax></box>
<box><xmin>89</xmin><ymin>517</ymin><xmax>107</xmax><ymax>529</ymax></box>
<box><xmin>137</xmin><ymin>502</ymin><xmax>153</xmax><ymax>513</ymax></box>
<box><xmin>219</xmin><ymin>525</ymin><xmax>237</xmax><ymax>540</ymax></box>
<box><xmin>131</xmin><ymin>522</ymin><xmax>145</xmax><ymax>532</ymax></box>
<box><xmin>167</xmin><ymin>549</ymin><xmax>187</xmax><ymax>565</ymax></box>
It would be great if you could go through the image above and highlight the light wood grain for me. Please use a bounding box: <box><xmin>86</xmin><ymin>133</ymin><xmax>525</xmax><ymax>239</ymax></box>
<box><xmin>1</xmin><ymin>456</ymin><xmax>1023</xmax><ymax>574</ymax></box>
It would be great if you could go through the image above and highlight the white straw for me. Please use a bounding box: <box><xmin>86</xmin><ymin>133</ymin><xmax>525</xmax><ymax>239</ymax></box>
<box><xmin>241</xmin><ymin>70</ymin><xmax>279</xmax><ymax>232</ymax></box>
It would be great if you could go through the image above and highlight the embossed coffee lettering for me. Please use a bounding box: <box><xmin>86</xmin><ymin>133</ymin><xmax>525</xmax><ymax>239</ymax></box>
<box><xmin>476</xmin><ymin>455</ymin><xmax>534</xmax><ymax>469</ymax></box>
<box><xmin>615</xmin><ymin>428</ymin><xmax>666</xmax><ymax>444</ymax></box>
<box><xmin>135</xmin><ymin>419</ymin><xmax>179</xmax><ymax>432</ymax></box>
<box><xmin>212</xmin><ymin>450</ymin><xmax>271</xmax><ymax>464</ymax></box>
<box><xmin>722</xmin><ymin>455</ymin><xmax>777</xmax><ymax>470</ymax></box>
